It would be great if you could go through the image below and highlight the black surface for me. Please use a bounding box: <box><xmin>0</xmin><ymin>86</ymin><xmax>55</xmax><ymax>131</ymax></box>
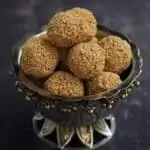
<box><xmin>0</xmin><ymin>0</ymin><xmax>150</xmax><ymax>150</ymax></box>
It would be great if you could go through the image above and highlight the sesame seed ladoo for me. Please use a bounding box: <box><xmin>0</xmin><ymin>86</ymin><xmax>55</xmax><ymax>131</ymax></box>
<box><xmin>47</xmin><ymin>7</ymin><xmax>97</xmax><ymax>48</ymax></box>
<box><xmin>44</xmin><ymin>71</ymin><xmax>84</xmax><ymax>97</ymax></box>
<box><xmin>88</xmin><ymin>72</ymin><xmax>122</xmax><ymax>94</ymax></box>
<box><xmin>68</xmin><ymin>41</ymin><xmax>105</xmax><ymax>79</ymax></box>
<box><xmin>98</xmin><ymin>35</ymin><xmax>132</xmax><ymax>74</ymax></box>
<box><xmin>21</xmin><ymin>36</ymin><xmax>59</xmax><ymax>79</ymax></box>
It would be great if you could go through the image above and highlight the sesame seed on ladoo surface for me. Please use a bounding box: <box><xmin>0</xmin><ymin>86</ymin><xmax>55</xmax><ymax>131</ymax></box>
<box><xmin>39</xmin><ymin>32</ymin><xmax>68</xmax><ymax>62</ymax></box>
<box><xmin>44</xmin><ymin>71</ymin><xmax>84</xmax><ymax>97</ymax></box>
<box><xmin>88</xmin><ymin>71</ymin><xmax>122</xmax><ymax>94</ymax></box>
<box><xmin>67</xmin><ymin>42</ymin><xmax>105</xmax><ymax>79</ymax></box>
<box><xmin>67</xmin><ymin>7</ymin><xmax>97</xmax><ymax>25</ymax></box>
<box><xmin>98</xmin><ymin>35</ymin><xmax>132</xmax><ymax>74</ymax></box>
<box><xmin>21</xmin><ymin>36</ymin><xmax>59</xmax><ymax>79</ymax></box>
<box><xmin>47</xmin><ymin>8</ymin><xmax>97</xmax><ymax>48</ymax></box>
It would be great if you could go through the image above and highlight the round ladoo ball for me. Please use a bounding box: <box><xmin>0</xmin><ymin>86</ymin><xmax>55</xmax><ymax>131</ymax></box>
<box><xmin>21</xmin><ymin>36</ymin><xmax>59</xmax><ymax>79</ymax></box>
<box><xmin>88</xmin><ymin>72</ymin><xmax>122</xmax><ymax>94</ymax></box>
<box><xmin>68</xmin><ymin>42</ymin><xmax>105</xmax><ymax>79</ymax></box>
<box><xmin>44</xmin><ymin>71</ymin><xmax>84</xmax><ymax>97</ymax></box>
<box><xmin>98</xmin><ymin>35</ymin><xmax>132</xmax><ymax>74</ymax></box>
<box><xmin>47</xmin><ymin>7</ymin><xmax>97</xmax><ymax>48</ymax></box>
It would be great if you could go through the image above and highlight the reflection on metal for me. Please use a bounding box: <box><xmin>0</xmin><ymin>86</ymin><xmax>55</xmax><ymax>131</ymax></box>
<box><xmin>57</xmin><ymin>123</ymin><xmax>74</xmax><ymax>149</ymax></box>
<box><xmin>33</xmin><ymin>112</ymin><xmax>116</xmax><ymax>150</ymax></box>
<box><xmin>39</xmin><ymin>119</ymin><xmax>56</xmax><ymax>137</ymax></box>
<box><xmin>76</xmin><ymin>125</ymin><xmax>93</xmax><ymax>149</ymax></box>
<box><xmin>33</xmin><ymin>112</ymin><xmax>44</xmax><ymax>120</ymax></box>
<box><xmin>94</xmin><ymin>119</ymin><xmax>112</xmax><ymax>137</ymax></box>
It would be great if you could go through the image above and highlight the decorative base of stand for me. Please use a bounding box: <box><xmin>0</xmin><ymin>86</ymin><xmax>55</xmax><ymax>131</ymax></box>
<box><xmin>33</xmin><ymin>113</ymin><xmax>116</xmax><ymax>150</ymax></box>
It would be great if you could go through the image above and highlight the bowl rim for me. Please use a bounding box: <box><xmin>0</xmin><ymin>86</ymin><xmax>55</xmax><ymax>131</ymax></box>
<box><xmin>12</xmin><ymin>24</ymin><xmax>143</xmax><ymax>102</ymax></box>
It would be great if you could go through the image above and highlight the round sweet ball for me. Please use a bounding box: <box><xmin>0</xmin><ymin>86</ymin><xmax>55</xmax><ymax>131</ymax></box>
<box><xmin>88</xmin><ymin>72</ymin><xmax>122</xmax><ymax>94</ymax></box>
<box><xmin>68</xmin><ymin>42</ymin><xmax>105</xmax><ymax>79</ymax></box>
<box><xmin>21</xmin><ymin>36</ymin><xmax>59</xmax><ymax>79</ymax></box>
<box><xmin>44</xmin><ymin>71</ymin><xmax>84</xmax><ymax>97</ymax></box>
<box><xmin>47</xmin><ymin>8</ymin><xmax>97</xmax><ymax>48</ymax></box>
<box><xmin>98</xmin><ymin>35</ymin><xmax>132</xmax><ymax>74</ymax></box>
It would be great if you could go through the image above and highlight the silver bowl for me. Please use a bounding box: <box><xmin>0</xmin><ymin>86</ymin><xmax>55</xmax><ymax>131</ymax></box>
<box><xmin>10</xmin><ymin>24</ymin><xmax>143</xmax><ymax>149</ymax></box>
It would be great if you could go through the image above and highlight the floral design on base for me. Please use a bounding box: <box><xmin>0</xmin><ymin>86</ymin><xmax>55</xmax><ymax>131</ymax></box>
<box><xmin>32</xmin><ymin>113</ymin><xmax>116</xmax><ymax>150</ymax></box>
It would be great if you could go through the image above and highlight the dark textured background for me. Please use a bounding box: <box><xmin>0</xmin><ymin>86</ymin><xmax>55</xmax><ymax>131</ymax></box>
<box><xmin>0</xmin><ymin>0</ymin><xmax>150</xmax><ymax>150</ymax></box>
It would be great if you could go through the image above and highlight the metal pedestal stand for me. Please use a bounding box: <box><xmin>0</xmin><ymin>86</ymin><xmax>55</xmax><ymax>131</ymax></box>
<box><xmin>33</xmin><ymin>112</ymin><xmax>116</xmax><ymax>150</ymax></box>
